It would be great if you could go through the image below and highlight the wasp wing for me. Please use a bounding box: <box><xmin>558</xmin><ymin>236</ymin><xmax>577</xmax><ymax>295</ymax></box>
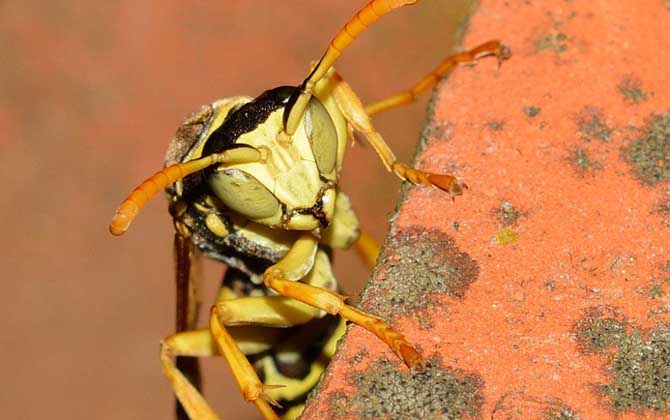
<box><xmin>174</xmin><ymin>232</ymin><xmax>202</xmax><ymax>420</ymax></box>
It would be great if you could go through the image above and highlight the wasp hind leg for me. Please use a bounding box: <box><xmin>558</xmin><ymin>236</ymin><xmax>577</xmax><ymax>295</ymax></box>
<box><xmin>364</xmin><ymin>40</ymin><xmax>510</xmax><ymax>116</ymax></box>
<box><xmin>161</xmin><ymin>326</ymin><xmax>284</xmax><ymax>420</ymax></box>
<box><xmin>162</xmin><ymin>294</ymin><xmax>325</xmax><ymax>420</ymax></box>
<box><xmin>168</xmin><ymin>250</ymin><xmax>341</xmax><ymax>420</ymax></box>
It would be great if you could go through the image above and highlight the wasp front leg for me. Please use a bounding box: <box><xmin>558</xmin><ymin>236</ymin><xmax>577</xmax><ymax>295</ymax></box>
<box><xmin>263</xmin><ymin>234</ymin><xmax>422</xmax><ymax>368</ymax></box>
<box><xmin>323</xmin><ymin>70</ymin><xmax>464</xmax><ymax>197</ymax></box>
<box><xmin>329</xmin><ymin>70</ymin><xmax>467</xmax><ymax>198</ymax></box>
<box><xmin>324</xmin><ymin>39</ymin><xmax>509</xmax><ymax>198</ymax></box>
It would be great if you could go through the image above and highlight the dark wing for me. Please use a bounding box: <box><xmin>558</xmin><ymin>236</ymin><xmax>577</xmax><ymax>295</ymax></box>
<box><xmin>174</xmin><ymin>232</ymin><xmax>202</xmax><ymax>420</ymax></box>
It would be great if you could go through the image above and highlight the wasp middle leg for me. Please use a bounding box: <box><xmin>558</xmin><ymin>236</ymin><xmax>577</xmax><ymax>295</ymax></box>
<box><xmin>162</xmin><ymin>298</ymin><xmax>325</xmax><ymax>420</ymax></box>
<box><xmin>263</xmin><ymin>234</ymin><xmax>422</xmax><ymax>368</ymax></box>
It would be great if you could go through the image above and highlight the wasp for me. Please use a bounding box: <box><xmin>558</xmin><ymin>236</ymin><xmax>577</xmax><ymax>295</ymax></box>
<box><xmin>110</xmin><ymin>0</ymin><xmax>509</xmax><ymax>419</ymax></box>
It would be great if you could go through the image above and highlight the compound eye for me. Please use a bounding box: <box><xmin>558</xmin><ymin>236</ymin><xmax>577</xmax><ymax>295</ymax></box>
<box><xmin>209</xmin><ymin>169</ymin><xmax>279</xmax><ymax>219</ymax></box>
<box><xmin>306</xmin><ymin>98</ymin><xmax>337</xmax><ymax>174</ymax></box>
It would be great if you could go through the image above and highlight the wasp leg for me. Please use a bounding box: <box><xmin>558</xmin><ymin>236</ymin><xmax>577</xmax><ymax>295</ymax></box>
<box><xmin>264</xmin><ymin>234</ymin><xmax>422</xmax><ymax>368</ymax></box>
<box><xmin>354</xmin><ymin>229</ymin><xmax>380</xmax><ymax>270</ymax></box>
<box><xmin>283</xmin><ymin>0</ymin><xmax>418</xmax><ymax>137</ymax></box>
<box><xmin>326</xmin><ymin>70</ymin><xmax>465</xmax><ymax>198</ymax></box>
<box><xmin>251</xmin><ymin>316</ymin><xmax>347</xmax><ymax>415</ymax></box>
<box><xmin>316</xmin><ymin>190</ymin><xmax>378</xmax><ymax>268</ymax></box>
<box><xmin>213</xmin><ymin>296</ymin><xmax>323</xmax><ymax>327</ymax></box>
<box><xmin>211</xmin><ymin>253</ymin><xmax>344</xmax><ymax>418</ymax></box>
<box><xmin>207</xmin><ymin>249</ymin><xmax>339</xmax><ymax>419</ymax></box>
<box><xmin>365</xmin><ymin>40</ymin><xmax>511</xmax><ymax>116</ymax></box>
<box><xmin>163</xmin><ymin>294</ymin><xmax>325</xmax><ymax>420</ymax></box>
<box><xmin>208</xmin><ymin>310</ymin><xmax>286</xmax><ymax>420</ymax></box>
<box><xmin>161</xmin><ymin>327</ymin><xmax>283</xmax><ymax>420</ymax></box>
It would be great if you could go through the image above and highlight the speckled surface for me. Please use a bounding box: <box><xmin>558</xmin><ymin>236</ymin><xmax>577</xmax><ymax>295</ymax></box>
<box><xmin>302</xmin><ymin>1</ymin><xmax>670</xmax><ymax>419</ymax></box>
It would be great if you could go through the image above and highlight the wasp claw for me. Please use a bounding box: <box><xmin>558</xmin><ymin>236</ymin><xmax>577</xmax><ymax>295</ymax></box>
<box><xmin>261</xmin><ymin>384</ymin><xmax>285</xmax><ymax>408</ymax></box>
<box><xmin>263</xmin><ymin>384</ymin><xmax>286</xmax><ymax>390</ymax></box>
<box><xmin>399</xmin><ymin>343</ymin><xmax>423</xmax><ymax>369</ymax></box>
<box><xmin>497</xmin><ymin>44</ymin><xmax>512</xmax><ymax>68</ymax></box>
<box><xmin>450</xmin><ymin>181</ymin><xmax>468</xmax><ymax>201</ymax></box>
<box><xmin>427</xmin><ymin>174</ymin><xmax>466</xmax><ymax>199</ymax></box>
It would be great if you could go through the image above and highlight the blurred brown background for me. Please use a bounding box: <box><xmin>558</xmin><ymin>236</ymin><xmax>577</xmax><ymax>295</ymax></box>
<box><xmin>0</xmin><ymin>1</ymin><xmax>470</xmax><ymax>418</ymax></box>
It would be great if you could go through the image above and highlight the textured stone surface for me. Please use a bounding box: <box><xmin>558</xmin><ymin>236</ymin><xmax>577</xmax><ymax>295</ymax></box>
<box><xmin>303</xmin><ymin>1</ymin><xmax>670</xmax><ymax>419</ymax></box>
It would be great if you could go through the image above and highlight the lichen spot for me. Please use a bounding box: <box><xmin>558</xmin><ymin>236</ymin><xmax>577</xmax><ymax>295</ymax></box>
<box><xmin>628</xmin><ymin>113</ymin><xmax>670</xmax><ymax>185</ymax></box>
<box><xmin>347</xmin><ymin>356</ymin><xmax>483</xmax><ymax>420</ymax></box>
<box><xmin>361</xmin><ymin>226</ymin><xmax>479</xmax><ymax>320</ymax></box>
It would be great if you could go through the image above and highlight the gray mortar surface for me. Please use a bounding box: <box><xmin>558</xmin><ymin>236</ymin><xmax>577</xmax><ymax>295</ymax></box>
<box><xmin>329</xmin><ymin>356</ymin><xmax>483</xmax><ymax>420</ymax></box>
<box><xmin>575</xmin><ymin>307</ymin><xmax>670</xmax><ymax>412</ymax></box>
<box><xmin>360</xmin><ymin>226</ymin><xmax>479</xmax><ymax>322</ymax></box>
<box><xmin>628</xmin><ymin>113</ymin><xmax>670</xmax><ymax>185</ymax></box>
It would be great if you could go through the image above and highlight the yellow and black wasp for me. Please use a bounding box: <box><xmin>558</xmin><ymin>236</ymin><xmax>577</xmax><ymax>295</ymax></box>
<box><xmin>109</xmin><ymin>0</ymin><xmax>509</xmax><ymax>418</ymax></box>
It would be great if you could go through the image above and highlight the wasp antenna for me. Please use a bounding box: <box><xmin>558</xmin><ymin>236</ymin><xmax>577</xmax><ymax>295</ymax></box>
<box><xmin>109</xmin><ymin>147</ymin><xmax>262</xmax><ymax>236</ymax></box>
<box><xmin>315</xmin><ymin>0</ymin><xmax>417</xmax><ymax>82</ymax></box>
<box><xmin>283</xmin><ymin>0</ymin><xmax>417</xmax><ymax>136</ymax></box>
<box><xmin>109</xmin><ymin>157</ymin><xmax>218</xmax><ymax>236</ymax></box>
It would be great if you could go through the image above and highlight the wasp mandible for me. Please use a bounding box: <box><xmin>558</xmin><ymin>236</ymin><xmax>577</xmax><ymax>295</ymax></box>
<box><xmin>110</xmin><ymin>1</ymin><xmax>509</xmax><ymax>419</ymax></box>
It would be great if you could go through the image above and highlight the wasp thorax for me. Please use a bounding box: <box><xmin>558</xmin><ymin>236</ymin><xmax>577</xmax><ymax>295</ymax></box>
<box><xmin>204</xmin><ymin>87</ymin><xmax>340</xmax><ymax>231</ymax></box>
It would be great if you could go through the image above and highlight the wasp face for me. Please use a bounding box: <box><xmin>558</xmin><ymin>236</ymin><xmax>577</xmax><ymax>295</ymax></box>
<box><xmin>202</xmin><ymin>87</ymin><xmax>341</xmax><ymax>232</ymax></box>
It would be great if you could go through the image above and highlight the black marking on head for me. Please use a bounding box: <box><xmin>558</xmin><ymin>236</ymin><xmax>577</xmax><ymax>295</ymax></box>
<box><xmin>282</xmin><ymin>82</ymin><xmax>305</xmax><ymax>129</ymax></box>
<box><xmin>203</xmin><ymin>86</ymin><xmax>296</xmax><ymax>156</ymax></box>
